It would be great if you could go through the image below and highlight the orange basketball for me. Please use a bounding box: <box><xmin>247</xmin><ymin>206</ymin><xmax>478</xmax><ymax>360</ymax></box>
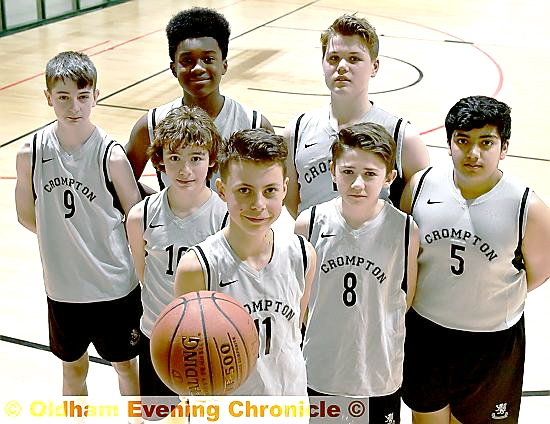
<box><xmin>150</xmin><ymin>291</ymin><xmax>259</xmax><ymax>395</ymax></box>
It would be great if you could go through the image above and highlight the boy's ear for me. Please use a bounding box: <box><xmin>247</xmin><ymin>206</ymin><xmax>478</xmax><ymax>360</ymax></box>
<box><xmin>385</xmin><ymin>169</ymin><xmax>397</xmax><ymax>187</ymax></box>
<box><xmin>329</xmin><ymin>161</ymin><xmax>336</xmax><ymax>182</ymax></box>
<box><xmin>222</xmin><ymin>59</ymin><xmax>228</xmax><ymax>75</ymax></box>
<box><xmin>44</xmin><ymin>90</ymin><xmax>53</xmax><ymax>107</ymax></box>
<box><xmin>93</xmin><ymin>89</ymin><xmax>100</xmax><ymax>105</ymax></box>
<box><xmin>500</xmin><ymin>141</ymin><xmax>509</xmax><ymax>160</ymax></box>
<box><xmin>170</xmin><ymin>62</ymin><xmax>177</xmax><ymax>78</ymax></box>
<box><xmin>215</xmin><ymin>178</ymin><xmax>226</xmax><ymax>201</ymax></box>
<box><xmin>371</xmin><ymin>58</ymin><xmax>380</xmax><ymax>78</ymax></box>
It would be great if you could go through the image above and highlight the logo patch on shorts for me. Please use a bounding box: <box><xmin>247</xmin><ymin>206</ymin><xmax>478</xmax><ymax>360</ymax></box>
<box><xmin>491</xmin><ymin>402</ymin><xmax>509</xmax><ymax>420</ymax></box>
<box><xmin>129</xmin><ymin>328</ymin><xmax>140</xmax><ymax>347</ymax></box>
<box><xmin>385</xmin><ymin>413</ymin><xmax>396</xmax><ymax>424</ymax></box>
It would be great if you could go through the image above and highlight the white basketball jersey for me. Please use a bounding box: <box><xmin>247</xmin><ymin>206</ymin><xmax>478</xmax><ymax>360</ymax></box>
<box><xmin>148</xmin><ymin>96</ymin><xmax>263</xmax><ymax>189</ymax></box>
<box><xmin>140</xmin><ymin>188</ymin><xmax>228</xmax><ymax>337</ymax></box>
<box><xmin>303</xmin><ymin>198</ymin><xmax>411</xmax><ymax>396</ymax></box>
<box><xmin>191</xmin><ymin>230</ymin><xmax>309</xmax><ymax>395</ymax></box>
<box><xmin>32</xmin><ymin>123</ymin><xmax>138</xmax><ymax>302</ymax></box>
<box><xmin>411</xmin><ymin>166</ymin><xmax>530</xmax><ymax>331</ymax></box>
<box><xmin>290</xmin><ymin>103</ymin><xmax>407</xmax><ymax>212</ymax></box>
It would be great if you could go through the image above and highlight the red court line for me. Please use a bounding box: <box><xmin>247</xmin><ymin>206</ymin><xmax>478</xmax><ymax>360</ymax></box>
<box><xmin>0</xmin><ymin>29</ymin><xmax>162</xmax><ymax>92</ymax></box>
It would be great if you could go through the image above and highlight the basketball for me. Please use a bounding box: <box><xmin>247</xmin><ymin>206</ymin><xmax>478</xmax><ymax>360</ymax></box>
<box><xmin>150</xmin><ymin>290</ymin><xmax>259</xmax><ymax>395</ymax></box>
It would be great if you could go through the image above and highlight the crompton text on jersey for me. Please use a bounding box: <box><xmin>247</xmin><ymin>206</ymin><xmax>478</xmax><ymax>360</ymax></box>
<box><xmin>32</xmin><ymin>124</ymin><xmax>138</xmax><ymax>302</ymax></box>
<box><xmin>191</xmin><ymin>230</ymin><xmax>308</xmax><ymax>395</ymax></box>
<box><xmin>304</xmin><ymin>198</ymin><xmax>411</xmax><ymax>396</ymax></box>
<box><xmin>291</xmin><ymin>103</ymin><xmax>406</xmax><ymax>212</ymax></box>
<box><xmin>411</xmin><ymin>166</ymin><xmax>530</xmax><ymax>331</ymax></box>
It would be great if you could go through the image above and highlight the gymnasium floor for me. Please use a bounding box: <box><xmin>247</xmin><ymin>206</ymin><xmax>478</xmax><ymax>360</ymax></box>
<box><xmin>0</xmin><ymin>0</ymin><xmax>548</xmax><ymax>422</ymax></box>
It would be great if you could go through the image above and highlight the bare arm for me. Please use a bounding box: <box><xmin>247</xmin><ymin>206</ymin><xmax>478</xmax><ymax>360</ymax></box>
<box><xmin>282</xmin><ymin>124</ymin><xmax>300</xmax><ymax>218</ymax></box>
<box><xmin>400</xmin><ymin>171</ymin><xmax>422</xmax><ymax>214</ymax></box>
<box><xmin>109</xmin><ymin>144</ymin><xmax>142</xmax><ymax>217</ymax></box>
<box><xmin>174</xmin><ymin>250</ymin><xmax>207</xmax><ymax>296</ymax></box>
<box><xmin>523</xmin><ymin>192</ymin><xmax>550</xmax><ymax>292</ymax></box>
<box><xmin>406</xmin><ymin>220</ymin><xmax>420</xmax><ymax>309</ymax></box>
<box><xmin>125</xmin><ymin>113</ymin><xmax>151</xmax><ymax>181</ymax></box>
<box><xmin>294</xmin><ymin>209</ymin><xmax>310</xmax><ymax>238</ymax></box>
<box><xmin>300</xmin><ymin>240</ymin><xmax>317</xmax><ymax>326</ymax></box>
<box><xmin>126</xmin><ymin>201</ymin><xmax>146</xmax><ymax>282</ymax></box>
<box><xmin>401</xmin><ymin>125</ymin><xmax>430</xmax><ymax>183</ymax></box>
<box><xmin>15</xmin><ymin>140</ymin><xmax>36</xmax><ymax>233</ymax></box>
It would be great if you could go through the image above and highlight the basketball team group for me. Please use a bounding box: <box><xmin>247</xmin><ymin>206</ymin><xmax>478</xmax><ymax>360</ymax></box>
<box><xmin>13</xmin><ymin>5</ymin><xmax>550</xmax><ymax>424</ymax></box>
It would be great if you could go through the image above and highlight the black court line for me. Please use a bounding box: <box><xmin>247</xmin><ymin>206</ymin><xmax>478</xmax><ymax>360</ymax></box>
<box><xmin>1</xmin><ymin>333</ymin><xmax>548</xmax><ymax>397</ymax></box>
<box><xmin>426</xmin><ymin>144</ymin><xmax>550</xmax><ymax>163</ymax></box>
<box><xmin>97</xmin><ymin>104</ymin><xmax>148</xmax><ymax>112</ymax></box>
<box><xmin>0</xmin><ymin>334</ymin><xmax>111</xmax><ymax>366</ymax></box>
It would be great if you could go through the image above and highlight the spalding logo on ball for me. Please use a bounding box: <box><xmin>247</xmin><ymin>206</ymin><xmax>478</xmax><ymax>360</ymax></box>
<box><xmin>150</xmin><ymin>291</ymin><xmax>259</xmax><ymax>395</ymax></box>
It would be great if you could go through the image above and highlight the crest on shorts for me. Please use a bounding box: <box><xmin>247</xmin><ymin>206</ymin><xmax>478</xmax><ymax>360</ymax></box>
<box><xmin>129</xmin><ymin>328</ymin><xmax>140</xmax><ymax>346</ymax></box>
<box><xmin>491</xmin><ymin>402</ymin><xmax>509</xmax><ymax>420</ymax></box>
<box><xmin>385</xmin><ymin>413</ymin><xmax>396</xmax><ymax>424</ymax></box>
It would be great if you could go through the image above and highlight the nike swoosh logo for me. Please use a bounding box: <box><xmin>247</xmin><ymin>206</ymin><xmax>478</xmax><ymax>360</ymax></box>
<box><xmin>41</xmin><ymin>158</ymin><xmax>54</xmax><ymax>163</ymax></box>
<box><xmin>304</xmin><ymin>143</ymin><xmax>317</xmax><ymax>148</ymax></box>
<box><xmin>149</xmin><ymin>223</ymin><xmax>163</xmax><ymax>228</ymax></box>
<box><xmin>219</xmin><ymin>280</ymin><xmax>238</xmax><ymax>287</ymax></box>
<box><xmin>320</xmin><ymin>233</ymin><xmax>335</xmax><ymax>238</ymax></box>
<box><xmin>427</xmin><ymin>199</ymin><xmax>443</xmax><ymax>204</ymax></box>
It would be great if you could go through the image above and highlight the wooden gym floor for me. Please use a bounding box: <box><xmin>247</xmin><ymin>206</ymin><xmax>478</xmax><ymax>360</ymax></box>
<box><xmin>0</xmin><ymin>0</ymin><xmax>548</xmax><ymax>422</ymax></box>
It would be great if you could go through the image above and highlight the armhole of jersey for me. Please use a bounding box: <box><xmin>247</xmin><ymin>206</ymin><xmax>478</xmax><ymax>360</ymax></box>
<box><xmin>193</xmin><ymin>245</ymin><xmax>211</xmax><ymax>291</ymax></box>
<box><xmin>297</xmin><ymin>234</ymin><xmax>308</xmax><ymax>278</ymax></box>
<box><xmin>252</xmin><ymin>110</ymin><xmax>258</xmax><ymax>129</ymax></box>
<box><xmin>156</xmin><ymin>170</ymin><xmax>165</xmax><ymax>190</ymax></box>
<box><xmin>142</xmin><ymin>196</ymin><xmax>150</xmax><ymax>233</ymax></box>
<box><xmin>512</xmin><ymin>187</ymin><xmax>530</xmax><ymax>271</ymax></box>
<box><xmin>103</xmin><ymin>140</ymin><xmax>124</xmax><ymax>215</ymax></box>
<box><xmin>31</xmin><ymin>133</ymin><xmax>38</xmax><ymax>201</ymax></box>
<box><xmin>410</xmin><ymin>166</ymin><xmax>433</xmax><ymax>214</ymax></box>
<box><xmin>293</xmin><ymin>113</ymin><xmax>306</xmax><ymax>162</ymax></box>
<box><xmin>401</xmin><ymin>215</ymin><xmax>411</xmax><ymax>293</ymax></box>
<box><xmin>393</xmin><ymin>118</ymin><xmax>404</xmax><ymax>177</ymax></box>
<box><xmin>220</xmin><ymin>211</ymin><xmax>229</xmax><ymax>230</ymax></box>
<box><xmin>307</xmin><ymin>205</ymin><xmax>317</xmax><ymax>241</ymax></box>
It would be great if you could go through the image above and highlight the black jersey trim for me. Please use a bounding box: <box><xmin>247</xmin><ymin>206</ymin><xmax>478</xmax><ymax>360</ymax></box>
<box><xmin>151</xmin><ymin>107</ymin><xmax>157</xmax><ymax>130</ymax></box>
<box><xmin>194</xmin><ymin>245</ymin><xmax>211</xmax><ymax>291</ymax></box>
<box><xmin>156</xmin><ymin>170</ymin><xmax>166</xmax><ymax>190</ymax></box>
<box><xmin>220</xmin><ymin>211</ymin><xmax>229</xmax><ymax>230</ymax></box>
<box><xmin>103</xmin><ymin>140</ymin><xmax>124</xmax><ymax>215</ymax></box>
<box><xmin>402</xmin><ymin>215</ymin><xmax>411</xmax><ymax>293</ymax></box>
<box><xmin>410</xmin><ymin>166</ymin><xmax>433</xmax><ymax>214</ymax></box>
<box><xmin>297</xmin><ymin>234</ymin><xmax>308</xmax><ymax>277</ymax></box>
<box><xmin>293</xmin><ymin>113</ymin><xmax>306</xmax><ymax>161</ymax></box>
<box><xmin>143</xmin><ymin>195</ymin><xmax>151</xmax><ymax>233</ymax></box>
<box><xmin>393</xmin><ymin>117</ymin><xmax>403</xmax><ymax>145</ymax></box>
<box><xmin>252</xmin><ymin>110</ymin><xmax>258</xmax><ymax>129</ymax></box>
<box><xmin>31</xmin><ymin>133</ymin><xmax>38</xmax><ymax>201</ymax></box>
<box><xmin>308</xmin><ymin>205</ymin><xmax>317</xmax><ymax>242</ymax></box>
<box><xmin>512</xmin><ymin>187</ymin><xmax>530</xmax><ymax>271</ymax></box>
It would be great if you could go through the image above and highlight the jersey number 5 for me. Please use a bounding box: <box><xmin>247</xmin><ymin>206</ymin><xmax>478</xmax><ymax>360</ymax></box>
<box><xmin>450</xmin><ymin>243</ymin><xmax>465</xmax><ymax>275</ymax></box>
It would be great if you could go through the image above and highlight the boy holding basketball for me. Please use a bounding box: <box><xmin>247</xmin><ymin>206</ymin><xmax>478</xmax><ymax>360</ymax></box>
<box><xmin>126</xmin><ymin>105</ymin><xmax>227</xmax><ymax>405</ymax></box>
<box><xmin>400</xmin><ymin>96</ymin><xmax>550</xmax><ymax>423</ymax></box>
<box><xmin>125</xmin><ymin>6</ymin><xmax>273</xmax><ymax>193</ymax></box>
<box><xmin>283</xmin><ymin>14</ymin><xmax>430</xmax><ymax>216</ymax></box>
<box><xmin>14</xmin><ymin>51</ymin><xmax>142</xmax><ymax>397</ymax></box>
<box><xmin>174</xmin><ymin>129</ymin><xmax>316</xmax><ymax>395</ymax></box>
<box><xmin>295</xmin><ymin>122</ymin><xmax>419</xmax><ymax>423</ymax></box>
